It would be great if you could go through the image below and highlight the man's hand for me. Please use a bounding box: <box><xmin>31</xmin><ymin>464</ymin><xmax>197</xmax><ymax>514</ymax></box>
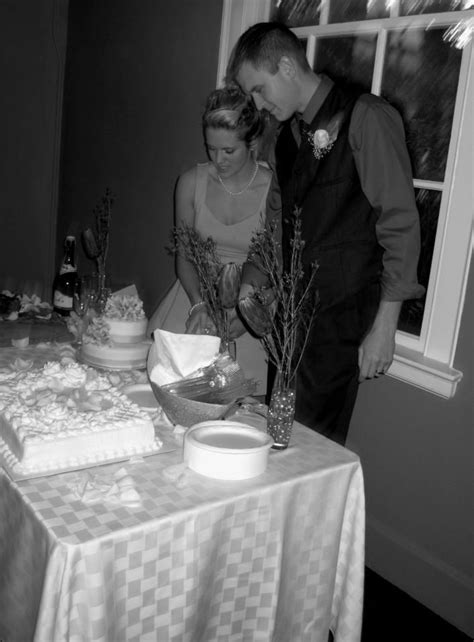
<box><xmin>358</xmin><ymin>300</ymin><xmax>402</xmax><ymax>381</ymax></box>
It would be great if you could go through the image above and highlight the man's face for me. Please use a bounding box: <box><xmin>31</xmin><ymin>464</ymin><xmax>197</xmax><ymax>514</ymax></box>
<box><xmin>236</xmin><ymin>61</ymin><xmax>298</xmax><ymax>121</ymax></box>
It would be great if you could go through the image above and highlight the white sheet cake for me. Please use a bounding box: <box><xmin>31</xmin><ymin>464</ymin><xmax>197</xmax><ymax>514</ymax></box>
<box><xmin>0</xmin><ymin>361</ymin><xmax>159</xmax><ymax>475</ymax></box>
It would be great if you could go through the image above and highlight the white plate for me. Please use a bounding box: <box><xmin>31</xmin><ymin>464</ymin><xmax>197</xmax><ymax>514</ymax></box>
<box><xmin>122</xmin><ymin>383</ymin><xmax>160</xmax><ymax>413</ymax></box>
<box><xmin>184</xmin><ymin>420</ymin><xmax>273</xmax><ymax>480</ymax></box>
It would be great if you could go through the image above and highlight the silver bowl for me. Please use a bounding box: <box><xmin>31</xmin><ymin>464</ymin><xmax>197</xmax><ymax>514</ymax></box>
<box><xmin>146</xmin><ymin>333</ymin><xmax>235</xmax><ymax>427</ymax></box>
<box><xmin>149</xmin><ymin>380</ymin><xmax>233</xmax><ymax>427</ymax></box>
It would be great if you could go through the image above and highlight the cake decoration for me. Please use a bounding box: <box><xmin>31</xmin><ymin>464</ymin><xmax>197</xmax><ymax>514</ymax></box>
<box><xmin>81</xmin><ymin>293</ymin><xmax>150</xmax><ymax>370</ymax></box>
<box><xmin>0</xmin><ymin>361</ymin><xmax>160</xmax><ymax>478</ymax></box>
<box><xmin>104</xmin><ymin>294</ymin><xmax>146</xmax><ymax>320</ymax></box>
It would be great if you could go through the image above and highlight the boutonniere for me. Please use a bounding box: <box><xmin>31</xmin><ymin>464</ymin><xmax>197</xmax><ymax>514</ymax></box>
<box><xmin>304</xmin><ymin>113</ymin><xmax>343</xmax><ymax>160</ymax></box>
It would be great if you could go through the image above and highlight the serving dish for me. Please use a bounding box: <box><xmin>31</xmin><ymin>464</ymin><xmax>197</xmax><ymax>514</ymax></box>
<box><xmin>122</xmin><ymin>383</ymin><xmax>160</xmax><ymax>413</ymax></box>
<box><xmin>149</xmin><ymin>381</ymin><xmax>233</xmax><ymax>427</ymax></box>
<box><xmin>183</xmin><ymin>420</ymin><xmax>273</xmax><ymax>480</ymax></box>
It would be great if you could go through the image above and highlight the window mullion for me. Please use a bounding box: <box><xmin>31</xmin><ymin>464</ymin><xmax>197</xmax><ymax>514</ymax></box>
<box><xmin>413</xmin><ymin>180</ymin><xmax>444</xmax><ymax>192</ymax></box>
<box><xmin>389</xmin><ymin>0</ymin><xmax>401</xmax><ymax>18</ymax></box>
<box><xmin>319</xmin><ymin>0</ymin><xmax>330</xmax><ymax>25</ymax></box>
<box><xmin>371</xmin><ymin>28</ymin><xmax>387</xmax><ymax>95</ymax></box>
<box><xmin>306</xmin><ymin>34</ymin><xmax>316</xmax><ymax>68</ymax></box>
<box><xmin>423</xmin><ymin>42</ymin><xmax>473</xmax><ymax>366</ymax></box>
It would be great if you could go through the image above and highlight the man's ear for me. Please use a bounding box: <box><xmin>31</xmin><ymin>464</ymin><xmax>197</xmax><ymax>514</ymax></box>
<box><xmin>278</xmin><ymin>55</ymin><xmax>297</xmax><ymax>78</ymax></box>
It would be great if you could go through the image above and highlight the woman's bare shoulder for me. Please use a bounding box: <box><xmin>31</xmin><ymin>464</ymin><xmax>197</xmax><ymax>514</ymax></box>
<box><xmin>258</xmin><ymin>162</ymin><xmax>273</xmax><ymax>179</ymax></box>
<box><xmin>177</xmin><ymin>166</ymin><xmax>201</xmax><ymax>201</ymax></box>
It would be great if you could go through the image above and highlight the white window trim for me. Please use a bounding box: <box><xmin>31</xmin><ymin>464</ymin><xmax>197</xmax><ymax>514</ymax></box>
<box><xmin>218</xmin><ymin>1</ymin><xmax>473</xmax><ymax>399</ymax></box>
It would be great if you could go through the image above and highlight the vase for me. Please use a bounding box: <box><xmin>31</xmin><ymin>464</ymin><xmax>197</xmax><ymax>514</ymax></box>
<box><xmin>93</xmin><ymin>271</ymin><xmax>111</xmax><ymax>314</ymax></box>
<box><xmin>219</xmin><ymin>339</ymin><xmax>236</xmax><ymax>360</ymax></box>
<box><xmin>267</xmin><ymin>371</ymin><xmax>296</xmax><ymax>450</ymax></box>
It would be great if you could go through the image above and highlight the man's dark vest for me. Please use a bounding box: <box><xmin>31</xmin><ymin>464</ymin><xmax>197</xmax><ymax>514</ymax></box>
<box><xmin>275</xmin><ymin>83</ymin><xmax>383</xmax><ymax>310</ymax></box>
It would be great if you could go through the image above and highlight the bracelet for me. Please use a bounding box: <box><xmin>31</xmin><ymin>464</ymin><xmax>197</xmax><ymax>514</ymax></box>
<box><xmin>188</xmin><ymin>300</ymin><xmax>206</xmax><ymax>317</ymax></box>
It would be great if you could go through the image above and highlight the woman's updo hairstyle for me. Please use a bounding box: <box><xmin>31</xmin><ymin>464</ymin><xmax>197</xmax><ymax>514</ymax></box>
<box><xmin>202</xmin><ymin>84</ymin><xmax>264</xmax><ymax>146</ymax></box>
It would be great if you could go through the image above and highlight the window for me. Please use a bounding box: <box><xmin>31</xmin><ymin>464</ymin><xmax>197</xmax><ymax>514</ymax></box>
<box><xmin>218</xmin><ymin>0</ymin><xmax>473</xmax><ymax>398</ymax></box>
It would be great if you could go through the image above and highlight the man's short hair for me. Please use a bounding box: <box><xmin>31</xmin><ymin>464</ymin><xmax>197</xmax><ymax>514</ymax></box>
<box><xmin>226</xmin><ymin>21</ymin><xmax>311</xmax><ymax>83</ymax></box>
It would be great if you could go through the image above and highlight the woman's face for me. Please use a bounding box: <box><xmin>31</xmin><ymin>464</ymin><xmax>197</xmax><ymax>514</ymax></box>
<box><xmin>205</xmin><ymin>127</ymin><xmax>251</xmax><ymax>179</ymax></box>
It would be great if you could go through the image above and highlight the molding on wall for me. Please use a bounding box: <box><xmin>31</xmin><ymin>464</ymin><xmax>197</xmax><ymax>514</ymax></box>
<box><xmin>366</xmin><ymin>513</ymin><xmax>474</xmax><ymax>637</ymax></box>
<box><xmin>48</xmin><ymin>0</ymin><xmax>69</xmax><ymax>296</ymax></box>
<box><xmin>216</xmin><ymin>0</ymin><xmax>272</xmax><ymax>86</ymax></box>
<box><xmin>388</xmin><ymin>346</ymin><xmax>463</xmax><ymax>399</ymax></box>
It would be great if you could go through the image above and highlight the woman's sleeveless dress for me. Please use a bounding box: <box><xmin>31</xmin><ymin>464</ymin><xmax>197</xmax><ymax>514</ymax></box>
<box><xmin>148</xmin><ymin>162</ymin><xmax>271</xmax><ymax>395</ymax></box>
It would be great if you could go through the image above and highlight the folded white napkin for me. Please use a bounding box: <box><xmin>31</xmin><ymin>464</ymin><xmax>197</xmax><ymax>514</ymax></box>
<box><xmin>112</xmin><ymin>284</ymin><xmax>139</xmax><ymax>297</ymax></box>
<box><xmin>69</xmin><ymin>467</ymin><xmax>142</xmax><ymax>508</ymax></box>
<box><xmin>162</xmin><ymin>462</ymin><xmax>191</xmax><ymax>489</ymax></box>
<box><xmin>147</xmin><ymin>328</ymin><xmax>220</xmax><ymax>386</ymax></box>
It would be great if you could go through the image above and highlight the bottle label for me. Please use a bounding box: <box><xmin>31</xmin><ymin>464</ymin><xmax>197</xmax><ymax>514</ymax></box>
<box><xmin>53</xmin><ymin>291</ymin><xmax>73</xmax><ymax>310</ymax></box>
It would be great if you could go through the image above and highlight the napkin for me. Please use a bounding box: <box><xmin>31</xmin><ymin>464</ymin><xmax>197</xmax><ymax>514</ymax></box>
<box><xmin>148</xmin><ymin>328</ymin><xmax>220</xmax><ymax>386</ymax></box>
<box><xmin>69</xmin><ymin>467</ymin><xmax>142</xmax><ymax>508</ymax></box>
<box><xmin>162</xmin><ymin>462</ymin><xmax>191</xmax><ymax>489</ymax></box>
<box><xmin>112</xmin><ymin>284</ymin><xmax>139</xmax><ymax>297</ymax></box>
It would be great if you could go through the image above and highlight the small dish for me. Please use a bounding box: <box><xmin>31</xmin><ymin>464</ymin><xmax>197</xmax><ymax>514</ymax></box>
<box><xmin>184</xmin><ymin>420</ymin><xmax>273</xmax><ymax>480</ymax></box>
<box><xmin>122</xmin><ymin>383</ymin><xmax>160</xmax><ymax>412</ymax></box>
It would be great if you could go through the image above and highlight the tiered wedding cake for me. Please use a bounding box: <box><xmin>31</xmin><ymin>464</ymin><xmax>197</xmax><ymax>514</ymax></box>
<box><xmin>81</xmin><ymin>293</ymin><xmax>151</xmax><ymax>370</ymax></box>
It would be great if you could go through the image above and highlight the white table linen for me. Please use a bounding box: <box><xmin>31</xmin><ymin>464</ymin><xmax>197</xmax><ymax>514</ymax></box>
<box><xmin>0</xmin><ymin>343</ymin><xmax>365</xmax><ymax>642</ymax></box>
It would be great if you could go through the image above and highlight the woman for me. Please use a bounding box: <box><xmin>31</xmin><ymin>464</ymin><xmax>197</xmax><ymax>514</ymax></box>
<box><xmin>148</xmin><ymin>85</ymin><xmax>272</xmax><ymax>395</ymax></box>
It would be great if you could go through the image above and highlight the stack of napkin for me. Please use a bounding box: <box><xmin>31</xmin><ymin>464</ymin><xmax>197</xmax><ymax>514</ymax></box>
<box><xmin>147</xmin><ymin>329</ymin><xmax>221</xmax><ymax>387</ymax></box>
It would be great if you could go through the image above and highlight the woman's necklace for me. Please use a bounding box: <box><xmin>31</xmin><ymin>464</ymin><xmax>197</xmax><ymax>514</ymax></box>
<box><xmin>217</xmin><ymin>160</ymin><xmax>259</xmax><ymax>196</ymax></box>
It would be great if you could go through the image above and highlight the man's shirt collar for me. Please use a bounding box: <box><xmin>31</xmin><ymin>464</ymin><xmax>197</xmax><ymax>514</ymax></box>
<box><xmin>300</xmin><ymin>74</ymin><xmax>334</xmax><ymax>125</ymax></box>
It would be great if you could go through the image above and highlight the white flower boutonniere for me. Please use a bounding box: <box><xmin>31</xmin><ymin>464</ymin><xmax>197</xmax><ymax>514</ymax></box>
<box><xmin>307</xmin><ymin>129</ymin><xmax>334</xmax><ymax>159</ymax></box>
<box><xmin>305</xmin><ymin>113</ymin><xmax>343</xmax><ymax>160</ymax></box>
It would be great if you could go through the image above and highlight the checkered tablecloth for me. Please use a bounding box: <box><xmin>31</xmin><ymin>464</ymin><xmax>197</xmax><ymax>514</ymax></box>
<box><xmin>0</xmin><ymin>345</ymin><xmax>365</xmax><ymax>642</ymax></box>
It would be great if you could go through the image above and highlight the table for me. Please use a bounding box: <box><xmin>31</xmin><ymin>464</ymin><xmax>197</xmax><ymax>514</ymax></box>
<box><xmin>0</xmin><ymin>345</ymin><xmax>365</xmax><ymax>642</ymax></box>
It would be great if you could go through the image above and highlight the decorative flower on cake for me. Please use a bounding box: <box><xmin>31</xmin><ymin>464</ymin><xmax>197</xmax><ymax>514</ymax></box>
<box><xmin>104</xmin><ymin>294</ymin><xmax>145</xmax><ymax>320</ymax></box>
<box><xmin>82</xmin><ymin>316</ymin><xmax>113</xmax><ymax>346</ymax></box>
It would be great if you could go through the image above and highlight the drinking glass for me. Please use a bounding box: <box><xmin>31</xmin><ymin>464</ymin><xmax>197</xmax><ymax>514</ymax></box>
<box><xmin>73</xmin><ymin>277</ymin><xmax>96</xmax><ymax>343</ymax></box>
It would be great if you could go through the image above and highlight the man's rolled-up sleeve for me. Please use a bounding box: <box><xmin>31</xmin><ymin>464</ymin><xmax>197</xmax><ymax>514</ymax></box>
<box><xmin>350</xmin><ymin>95</ymin><xmax>425</xmax><ymax>301</ymax></box>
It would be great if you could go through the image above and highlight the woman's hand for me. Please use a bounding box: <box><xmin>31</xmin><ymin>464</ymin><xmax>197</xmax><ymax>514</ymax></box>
<box><xmin>185</xmin><ymin>305</ymin><xmax>216</xmax><ymax>335</ymax></box>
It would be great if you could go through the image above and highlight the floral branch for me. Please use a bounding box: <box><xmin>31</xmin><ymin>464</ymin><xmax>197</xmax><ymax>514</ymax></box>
<box><xmin>238</xmin><ymin>207</ymin><xmax>319</xmax><ymax>388</ymax></box>
<box><xmin>169</xmin><ymin>225</ymin><xmax>241</xmax><ymax>343</ymax></box>
<box><xmin>82</xmin><ymin>188</ymin><xmax>114</xmax><ymax>276</ymax></box>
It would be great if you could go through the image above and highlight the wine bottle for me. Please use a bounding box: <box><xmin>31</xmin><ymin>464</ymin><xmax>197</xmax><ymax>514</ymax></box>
<box><xmin>53</xmin><ymin>235</ymin><xmax>79</xmax><ymax>316</ymax></box>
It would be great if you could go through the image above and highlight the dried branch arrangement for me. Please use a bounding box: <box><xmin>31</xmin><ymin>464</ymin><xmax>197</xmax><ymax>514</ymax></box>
<box><xmin>239</xmin><ymin>207</ymin><xmax>319</xmax><ymax>388</ymax></box>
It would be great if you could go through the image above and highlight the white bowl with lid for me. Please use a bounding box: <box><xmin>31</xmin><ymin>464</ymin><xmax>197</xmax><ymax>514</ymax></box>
<box><xmin>183</xmin><ymin>420</ymin><xmax>273</xmax><ymax>480</ymax></box>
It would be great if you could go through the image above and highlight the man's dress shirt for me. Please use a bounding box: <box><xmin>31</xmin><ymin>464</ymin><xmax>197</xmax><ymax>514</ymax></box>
<box><xmin>267</xmin><ymin>75</ymin><xmax>425</xmax><ymax>302</ymax></box>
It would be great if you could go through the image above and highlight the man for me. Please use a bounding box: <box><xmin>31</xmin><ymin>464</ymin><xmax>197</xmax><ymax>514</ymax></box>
<box><xmin>228</xmin><ymin>22</ymin><xmax>424</xmax><ymax>445</ymax></box>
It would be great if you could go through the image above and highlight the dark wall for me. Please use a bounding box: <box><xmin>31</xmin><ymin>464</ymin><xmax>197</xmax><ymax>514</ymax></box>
<box><xmin>347</xmin><ymin>255</ymin><xmax>473</xmax><ymax>633</ymax></box>
<box><xmin>58</xmin><ymin>0</ymin><xmax>223</xmax><ymax>313</ymax></box>
<box><xmin>0</xmin><ymin>0</ymin><xmax>68</xmax><ymax>299</ymax></box>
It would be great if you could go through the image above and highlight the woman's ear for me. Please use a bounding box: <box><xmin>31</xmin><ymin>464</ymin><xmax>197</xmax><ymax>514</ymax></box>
<box><xmin>249</xmin><ymin>139</ymin><xmax>259</xmax><ymax>157</ymax></box>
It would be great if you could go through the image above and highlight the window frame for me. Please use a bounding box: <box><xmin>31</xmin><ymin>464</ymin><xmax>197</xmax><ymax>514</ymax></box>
<box><xmin>218</xmin><ymin>1</ymin><xmax>473</xmax><ymax>398</ymax></box>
